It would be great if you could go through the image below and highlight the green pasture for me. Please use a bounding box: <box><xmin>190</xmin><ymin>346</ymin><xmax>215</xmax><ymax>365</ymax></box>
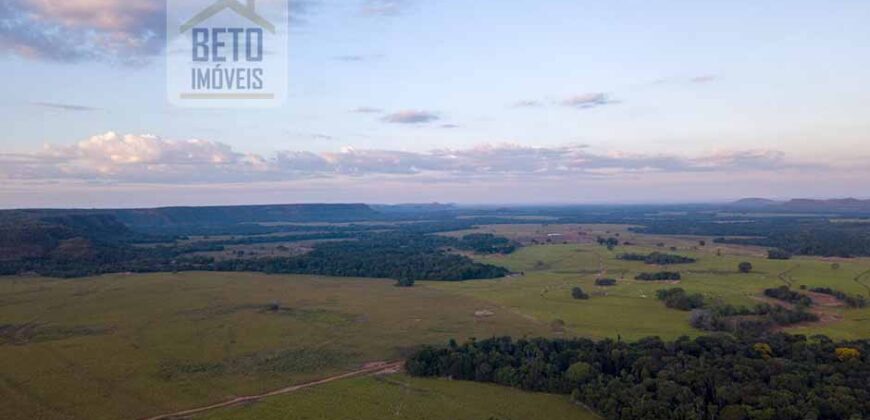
<box><xmin>0</xmin><ymin>272</ymin><xmax>550</xmax><ymax>419</ymax></box>
<box><xmin>430</xmin><ymin>242</ymin><xmax>870</xmax><ymax>340</ymax></box>
<box><xmin>202</xmin><ymin>374</ymin><xmax>597</xmax><ymax>420</ymax></box>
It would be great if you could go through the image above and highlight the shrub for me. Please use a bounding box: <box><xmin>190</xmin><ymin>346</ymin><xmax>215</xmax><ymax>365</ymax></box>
<box><xmin>738</xmin><ymin>262</ymin><xmax>753</xmax><ymax>273</ymax></box>
<box><xmin>656</xmin><ymin>288</ymin><xmax>705</xmax><ymax>310</ymax></box>
<box><xmin>571</xmin><ymin>287</ymin><xmax>589</xmax><ymax>300</ymax></box>
<box><xmin>764</xmin><ymin>286</ymin><xmax>812</xmax><ymax>306</ymax></box>
<box><xmin>635</xmin><ymin>272</ymin><xmax>681</xmax><ymax>281</ymax></box>
<box><xmin>595</xmin><ymin>278</ymin><xmax>617</xmax><ymax>286</ymax></box>
<box><xmin>618</xmin><ymin>252</ymin><xmax>696</xmax><ymax>265</ymax></box>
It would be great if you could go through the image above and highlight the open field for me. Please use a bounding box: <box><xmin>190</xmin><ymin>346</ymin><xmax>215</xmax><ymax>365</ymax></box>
<box><xmin>429</xmin><ymin>231</ymin><xmax>870</xmax><ymax>340</ymax></box>
<box><xmin>1</xmin><ymin>225</ymin><xmax>869</xmax><ymax>419</ymax></box>
<box><xmin>441</xmin><ymin>223</ymin><xmax>769</xmax><ymax>256</ymax></box>
<box><xmin>200</xmin><ymin>374</ymin><xmax>597</xmax><ymax>420</ymax></box>
<box><xmin>0</xmin><ymin>272</ymin><xmax>550</xmax><ymax>419</ymax></box>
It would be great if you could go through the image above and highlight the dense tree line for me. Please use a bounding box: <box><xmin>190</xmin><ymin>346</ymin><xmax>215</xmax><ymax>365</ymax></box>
<box><xmin>618</xmin><ymin>252</ymin><xmax>696</xmax><ymax>265</ymax></box>
<box><xmin>0</xmin><ymin>209</ymin><xmax>515</xmax><ymax>280</ymax></box>
<box><xmin>408</xmin><ymin>334</ymin><xmax>870</xmax><ymax>419</ymax></box>
<box><xmin>452</xmin><ymin>233</ymin><xmax>517</xmax><ymax>254</ymax></box>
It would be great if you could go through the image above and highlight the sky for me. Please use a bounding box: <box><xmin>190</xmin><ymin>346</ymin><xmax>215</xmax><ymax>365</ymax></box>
<box><xmin>1</xmin><ymin>0</ymin><xmax>869</xmax><ymax>208</ymax></box>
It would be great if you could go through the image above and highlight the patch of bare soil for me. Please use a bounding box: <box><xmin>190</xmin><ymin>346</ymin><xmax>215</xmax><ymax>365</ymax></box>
<box><xmin>805</xmin><ymin>291</ymin><xmax>845</xmax><ymax>307</ymax></box>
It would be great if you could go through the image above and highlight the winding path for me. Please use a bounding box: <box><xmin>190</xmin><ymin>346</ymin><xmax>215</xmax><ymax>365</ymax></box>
<box><xmin>777</xmin><ymin>265</ymin><xmax>800</xmax><ymax>287</ymax></box>
<box><xmin>143</xmin><ymin>361</ymin><xmax>404</xmax><ymax>420</ymax></box>
<box><xmin>853</xmin><ymin>269</ymin><xmax>870</xmax><ymax>296</ymax></box>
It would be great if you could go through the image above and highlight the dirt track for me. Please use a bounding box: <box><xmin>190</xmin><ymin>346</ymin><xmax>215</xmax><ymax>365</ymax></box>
<box><xmin>143</xmin><ymin>361</ymin><xmax>404</xmax><ymax>420</ymax></box>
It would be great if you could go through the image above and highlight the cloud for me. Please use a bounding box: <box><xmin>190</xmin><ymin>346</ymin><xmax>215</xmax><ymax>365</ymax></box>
<box><xmin>440</xmin><ymin>124</ymin><xmax>460</xmax><ymax>129</ymax></box>
<box><xmin>31</xmin><ymin>101</ymin><xmax>100</xmax><ymax>112</ymax></box>
<box><xmin>0</xmin><ymin>132</ymin><xmax>825</xmax><ymax>186</ymax></box>
<box><xmin>690</xmin><ymin>75</ymin><xmax>718</xmax><ymax>84</ymax></box>
<box><xmin>0</xmin><ymin>0</ymin><xmax>316</xmax><ymax>62</ymax></box>
<box><xmin>352</xmin><ymin>106</ymin><xmax>384</xmax><ymax>114</ymax></box>
<box><xmin>560</xmin><ymin>93</ymin><xmax>617</xmax><ymax>110</ymax></box>
<box><xmin>382</xmin><ymin>110</ymin><xmax>440</xmax><ymax>124</ymax></box>
<box><xmin>361</xmin><ymin>0</ymin><xmax>410</xmax><ymax>16</ymax></box>
<box><xmin>512</xmin><ymin>100</ymin><xmax>543</xmax><ymax>108</ymax></box>
<box><xmin>0</xmin><ymin>0</ymin><xmax>164</xmax><ymax>63</ymax></box>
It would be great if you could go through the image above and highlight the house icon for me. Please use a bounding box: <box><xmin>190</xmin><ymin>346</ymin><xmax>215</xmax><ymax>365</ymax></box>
<box><xmin>180</xmin><ymin>0</ymin><xmax>276</xmax><ymax>34</ymax></box>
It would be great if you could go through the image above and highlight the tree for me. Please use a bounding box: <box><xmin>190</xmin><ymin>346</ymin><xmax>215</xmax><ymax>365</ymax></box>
<box><xmin>571</xmin><ymin>286</ymin><xmax>589</xmax><ymax>300</ymax></box>
<box><xmin>565</xmin><ymin>361</ymin><xmax>593</xmax><ymax>383</ymax></box>
<box><xmin>738</xmin><ymin>262</ymin><xmax>753</xmax><ymax>273</ymax></box>
<box><xmin>836</xmin><ymin>347</ymin><xmax>861</xmax><ymax>362</ymax></box>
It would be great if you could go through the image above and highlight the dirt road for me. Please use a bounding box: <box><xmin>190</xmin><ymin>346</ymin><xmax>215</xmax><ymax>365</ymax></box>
<box><xmin>143</xmin><ymin>361</ymin><xmax>404</xmax><ymax>420</ymax></box>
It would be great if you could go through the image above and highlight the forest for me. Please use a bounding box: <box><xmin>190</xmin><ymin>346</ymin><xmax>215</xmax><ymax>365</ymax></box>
<box><xmin>407</xmin><ymin>334</ymin><xmax>870</xmax><ymax>419</ymax></box>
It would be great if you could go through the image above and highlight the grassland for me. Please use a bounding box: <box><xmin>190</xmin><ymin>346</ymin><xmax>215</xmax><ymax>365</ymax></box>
<box><xmin>0</xmin><ymin>272</ymin><xmax>551</xmax><ymax>419</ymax></box>
<box><xmin>200</xmin><ymin>374</ymin><xmax>596</xmax><ymax>420</ymax></box>
<box><xmin>1</xmin><ymin>224</ymin><xmax>869</xmax><ymax>419</ymax></box>
<box><xmin>428</xmin><ymin>234</ymin><xmax>870</xmax><ymax>341</ymax></box>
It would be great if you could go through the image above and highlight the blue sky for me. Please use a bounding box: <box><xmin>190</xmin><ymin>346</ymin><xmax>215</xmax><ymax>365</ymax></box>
<box><xmin>1</xmin><ymin>0</ymin><xmax>869</xmax><ymax>207</ymax></box>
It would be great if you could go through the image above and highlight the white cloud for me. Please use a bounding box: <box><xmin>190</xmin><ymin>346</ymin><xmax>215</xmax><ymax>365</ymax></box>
<box><xmin>0</xmin><ymin>132</ymin><xmax>827</xmax><ymax>186</ymax></box>
<box><xmin>560</xmin><ymin>93</ymin><xmax>617</xmax><ymax>109</ymax></box>
<box><xmin>381</xmin><ymin>110</ymin><xmax>440</xmax><ymax>124</ymax></box>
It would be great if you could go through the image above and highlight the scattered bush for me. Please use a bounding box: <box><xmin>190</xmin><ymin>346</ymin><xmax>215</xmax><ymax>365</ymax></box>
<box><xmin>764</xmin><ymin>286</ymin><xmax>812</xmax><ymax>306</ymax></box>
<box><xmin>594</xmin><ymin>278</ymin><xmax>617</xmax><ymax>286</ymax></box>
<box><xmin>618</xmin><ymin>252</ymin><xmax>696</xmax><ymax>265</ymax></box>
<box><xmin>395</xmin><ymin>278</ymin><xmax>415</xmax><ymax>287</ymax></box>
<box><xmin>738</xmin><ymin>262</ymin><xmax>753</xmax><ymax>273</ymax></box>
<box><xmin>656</xmin><ymin>288</ymin><xmax>705</xmax><ymax>310</ymax></box>
<box><xmin>571</xmin><ymin>287</ymin><xmax>589</xmax><ymax>300</ymax></box>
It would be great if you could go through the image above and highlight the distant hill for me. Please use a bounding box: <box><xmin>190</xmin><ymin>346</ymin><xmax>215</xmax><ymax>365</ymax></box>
<box><xmin>0</xmin><ymin>204</ymin><xmax>380</xmax><ymax>268</ymax></box>
<box><xmin>779</xmin><ymin>198</ymin><xmax>870</xmax><ymax>213</ymax></box>
<box><xmin>729</xmin><ymin>198</ymin><xmax>781</xmax><ymax>208</ymax></box>
<box><xmin>0</xmin><ymin>213</ymin><xmax>137</xmax><ymax>262</ymax></box>
<box><xmin>729</xmin><ymin>198</ymin><xmax>870</xmax><ymax>214</ymax></box>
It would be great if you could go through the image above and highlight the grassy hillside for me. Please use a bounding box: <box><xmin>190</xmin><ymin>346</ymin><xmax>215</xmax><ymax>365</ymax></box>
<box><xmin>0</xmin><ymin>273</ymin><xmax>550</xmax><ymax>419</ymax></box>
